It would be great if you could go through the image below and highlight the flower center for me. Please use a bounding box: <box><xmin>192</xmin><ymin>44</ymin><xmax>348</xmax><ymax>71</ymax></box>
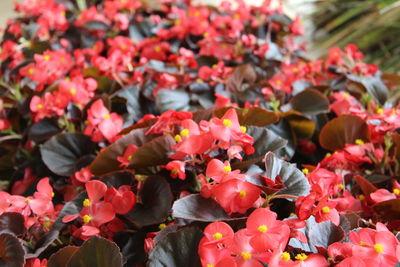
<box><xmin>70</xmin><ymin>88</ymin><xmax>76</xmax><ymax>95</ymax></box>
<box><xmin>280</xmin><ymin>252</ymin><xmax>291</xmax><ymax>262</ymax></box>
<box><xmin>223</xmin><ymin>119</ymin><xmax>232</xmax><ymax>127</ymax></box>
<box><xmin>295</xmin><ymin>253</ymin><xmax>308</xmax><ymax>261</ymax></box>
<box><xmin>180</xmin><ymin>128</ymin><xmax>189</xmax><ymax>137</ymax></box>
<box><xmin>238</xmin><ymin>190</ymin><xmax>247</xmax><ymax>198</ymax></box>
<box><xmin>374</xmin><ymin>243</ymin><xmax>384</xmax><ymax>253</ymax></box>
<box><xmin>103</xmin><ymin>113</ymin><xmax>111</xmax><ymax>120</ymax></box>
<box><xmin>212</xmin><ymin>232</ymin><xmax>222</xmax><ymax>240</ymax></box>
<box><xmin>257</xmin><ymin>224</ymin><xmax>268</xmax><ymax>233</ymax></box>
<box><xmin>322</xmin><ymin>206</ymin><xmax>330</xmax><ymax>213</ymax></box>
<box><xmin>83</xmin><ymin>198</ymin><xmax>91</xmax><ymax>207</ymax></box>
<box><xmin>82</xmin><ymin>215</ymin><xmax>92</xmax><ymax>224</ymax></box>
<box><xmin>240</xmin><ymin>126</ymin><xmax>247</xmax><ymax>133</ymax></box>
<box><xmin>355</xmin><ymin>139</ymin><xmax>365</xmax><ymax>145</ymax></box>
<box><xmin>37</xmin><ymin>104</ymin><xmax>43</xmax><ymax>109</ymax></box>
<box><xmin>223</xmin><ymin>165</ymin><xmax>231</xmax><ymax>173</ymax></box>
<box><xmin>241</xmin><ymin>251</ymin><xmax>252</xmax><ymax>260</ymax></box>
<box><xmin>394</xmin><ymin>188</ymin><xmax>400</xmax><ymax>195</ymax></box>
<box><xmin>174</xmin><ymin>135</ymin><xmax>182</xmax><ymax>143</ymax></box>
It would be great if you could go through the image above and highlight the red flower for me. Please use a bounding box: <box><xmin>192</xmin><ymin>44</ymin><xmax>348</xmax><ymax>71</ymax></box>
<box><xmin>246</xmin><ymin>208</ymin><xmax>290</xmax><ymax>251</ymax></box>
<box><xmin>211</xmin><ymin>179</ymin><xmax>261</xmax><ymax>215</ymax></box>
<box><xmin>165</xmin><ymin>160</ymin><xmax>186</xmax><ymax>180</ymax></box>
<box><xmin>117</xmin><ymin>145</ymin><xmax>138</xmax><ymax>167</ymax></box>
<box><xmin>105</xmin><ymin>185</ymin><xmax>136</xmax><ymax>214</ymax></box>
<box><xmin>202</xmin><ymin>221</ymin><xmax>234</xmax><ymax>247</ymax></box>
<box><xmin>206</xmin><ymin>159</ymin><xmax>245</xmax><ymax>183</ymax></box>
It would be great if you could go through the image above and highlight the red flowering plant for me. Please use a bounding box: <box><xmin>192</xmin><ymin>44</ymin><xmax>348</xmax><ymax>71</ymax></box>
<box><xmin>1</xmin><ymin>0</ymin><xmax>400</xmax><ymax>266</ymax></box>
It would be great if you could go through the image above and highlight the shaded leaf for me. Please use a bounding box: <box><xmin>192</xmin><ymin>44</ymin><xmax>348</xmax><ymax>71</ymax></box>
<box><xmin>148</xmin><ymin>226</ymin><xmax>203</xmax><ymax>267</ymax></box>
<box><xmin>125</xmin><ymin>176</ymin><xmax>173</xmax><ymax>228</ymax></box>
<box><xmin>0</xmin><ymin>233</ymin><xmax>25</xmax><ymax>267</ymax></box>
<box><xmin>41</xmin><ymin>133</ymin><xmax>96</xmax><ymax>176</ymax></box>
<box><xmin>214</xmin><ymin>107</ymin><xmax>278</xmax><ymax>127</ymax></box>
<box><xmin>347</xmin><ymin>75</ymin><xmax>389</xmax><ymax>105</ymax></box>
<box><xmin>83</xmin><ymin>21</ymin><xmax>110</xmax><ymax>31</ymax></box>
<box><xmin>264</xmin><ymin>152</ymin><xmax>310</xmax><ymax>197</ymax></box>
<box><xmin>281</xmin><ymin>111</ymin><xmax>315</xmax><ymax>139</ymax></box>
<box><xmin>308</xmin><ymin>221</ymin><xmax>345</xmax><ymax>250</ymax></box>
<box><xmin>117</xmin><ymin>85</ymin><xmax>143</xmax><ymax>126</ymax></box>
<box><xmin>354</xmin><ymin>175</ymin><xmax>377</xmax><ymax>196</ymax></box>
<box><xmin>373</xmin><ymin>199</ymin><xmax>400</xmax><ymax>222</ymax></box>
<box><xmin>28</xmin><ymin>118</ymin><xmax>62</xmax><ymax>143</ymax></box>
<box><xmin>233</xmin><ymin>126</ymin><xmax>287</xmax><ymax>169</ymax></box>
<box><xmin>67</xmin><ymin>236</ymin><xmax>123</xmax><ymax>267</ymax></box>
<box><xmin>0</xmin><ymin>213</ymin><xmax>25</xmax><ymax>236</ymax></box>
<box><xmin>156</xmin><ymin>89</ymin><xmax>190</xmax><ymax>112</ymax></box>
<box><xmin>289</xmin><ymin>88</ymin><xmax>330</xmax><ymax>116</ymax></box>
<box><xmin>48</xmin><ymin>246</ymin><xmax>79</xmax><ymax>267</ymax></box>
<box><xmin>89</xmin><ymin>128</ymin><xmax>156</xmax><ymax>175</ymax></box>
<box><xmin>172</xmin><ymin>194</ymin><xmax>233</xmax><ymax>222</ymax></box>
<box><xmin>226</xmin><ymin>64</ymin><xmax>257</xmax><ymax>92</ymax></box>
<box><xmin>319</xmin><ymin>115</ymin><xmax>370</xmax><ymax>151</ymax></box>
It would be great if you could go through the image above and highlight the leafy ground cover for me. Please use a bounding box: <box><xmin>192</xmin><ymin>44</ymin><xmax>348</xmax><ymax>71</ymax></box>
<box><xmin>0</xmin><ymin>0</ymin><xmax>400</xmax><ymax>266</ymax></box>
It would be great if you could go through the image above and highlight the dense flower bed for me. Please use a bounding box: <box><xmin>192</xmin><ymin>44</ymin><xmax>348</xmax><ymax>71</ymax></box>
<box><xmin>0</xmin><ymin>0</ymin><xmax>400</xmax><ymax>266</ymax></box>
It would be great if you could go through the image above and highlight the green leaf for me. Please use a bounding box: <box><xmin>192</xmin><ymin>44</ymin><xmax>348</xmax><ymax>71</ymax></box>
<box><xmin>0</xmin><ymin>233</ymin><xmax>25</xmax><ymax>267</ymax></box>
<box><xmin>66</xmin><ymin>236</ymin><xmax>123</xmax><ymax>267</ymax></box>
<box><xmin>319</xmin><ymin>115</ymin><xmax>370</xmax><ymax>151</ymax></box>
<box><xmin>148</xmin><ymin>226</ymin><xmax>203</xmax><ymax>267</ymax></box>
<box><xmin>125</xmin><ymin>176</ymin><xmax>173</xmax><ymax>228</ymax></box>
<box><xmin>41</xmin><ymin>133</ymin><xmax>96</xmax><ymax>176</ymax></box>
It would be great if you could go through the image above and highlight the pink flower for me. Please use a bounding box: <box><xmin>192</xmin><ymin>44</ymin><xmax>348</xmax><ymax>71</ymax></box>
<box><xmin>165</xmin><ymin>160</ymin><xmax>186</xmax><ymax>180</ymax></box>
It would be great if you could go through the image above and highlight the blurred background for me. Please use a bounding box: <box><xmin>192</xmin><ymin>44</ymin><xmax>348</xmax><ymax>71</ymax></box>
<box><xmin>1</xmin><ymin>0</ymin><xmax>398</xmax><ymax>72</ymax></box>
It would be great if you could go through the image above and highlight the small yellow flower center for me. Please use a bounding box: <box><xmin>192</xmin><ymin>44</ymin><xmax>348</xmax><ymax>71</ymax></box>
<box><xmin>338</xmin><ymin>183</ymin><xmax>345</xmax><ymax>190</ymax></box>
<box><xmin>70</xmin><ymin>88</ymin><xmax>76</xmax><ymax>95</ymax></box>
<box><xmin>82</xmin><ymin>215</ymin><xmax>92</xmax><ymax>224</ymax></box>
<box><xmin>28</xmin><ymin>68</ymin><xmax>35</xmax><ymax>75</ymax></box>
<box><xmin>281</xmin><ymin>252</ymin><xmax>291</xmax><ymax>261</ymax></box>
<box><xmin>212</xmin><ymin>232</ymin><xmax>223</xmax><ymax>240</ymax></box>
<box><xmin>103</xmin><ymin>113</ymin><xmax>111</xmax><ymax>120</ymax></box>
<box><xmin>295</xmin><ymin>253</ymin><xmax>308</xmax><ymax>261</ymax></box>
<box><xmin>154</xmin><ymin>46</ymin><xmax>161</xmax><ymax>52</ymax></box>
<box><xmin>196</xmin><ymin>78</ymin><xmax>203</xmax><ymax>83</ymax></box>
<box><xmin>127</xmin><ymin>155</ymin><xmax>133</xmax><ymax>161</ymax></box>
<box><xmin>223</xmin><ymin>165</ymin><xmax>231</xmax><ymax>173</ymax></box>
<box><xmin>43</xmin><ymin>220</ymin><xmax>51</xmax><ymax>228</ymax></box>
<box><xmin>240</xmin><ymin>126</ymin><xmax>247</xmax><ymax>133</ymax></box>
<box><xmin>223</xmin><ymin>119</ymin><xmax>232</xmax><ymax>127</ymax></box>
<box><xmin>25</xmin><ymin>198</ymin><xmax>31</xmax><ymax>203</ymax></box>
<box><xmin>394</xmin><ymin>188</ymin><xmax>400</xmax><ymax>195</ymax></box>
<box><xmin>257</xmin><ymin>224</ymin><xmax>268</xmax><ymax>233</ymax></box>
<box><xmin>322</xmin><ymin>206</ymin><xmax>330</xmax><ymax>213</ymax></box>
<box><xmin>37</xmin><ymin>104</ymin><xmax>43</xmax><ymax>109</ymax></box>
<box><xmin>302</xmin><ymin>168</ymin><xmax>309</xmax><ymax>174</ymax></box>
<box><xmin>238</xmin><ymin>190</ymin><xmax>247</xmax><ymax>198</ymax></box>
<box><xmin>43</xmin><ymin>55</ymin><xmax>51</xmax><ymax>61</ymax></box>
<box><xmin>359</xmin><ymin>194</ymin><xmax>366</xmax><ymax>200</ymax></box>
<box><xmin>171</xmin><ymin>168</ymin><xmax>179</xmax><ymax>175</ymax></box>
<box><xmin>377</xmin><ymin>108</ymin><xmax>383</xmax><ymax>115</ymax></box>
<box><xmin>174</xmin><ymin>19</ymin><xmax>181</xmax><ymax>25</ymax></box>
<box><xmin>159</xmin><ymin>223</ymin><xmax>166</xmax><ymax>230</ymax></box>
<box><xmin>180</xmin><ymin>128</ymin><xmax>189</xmax><ymax>137</ymax></box>
<box><xmin>276</xmin><ymin>80</ymin><xmax>282</xmax><ymax>85</ymax></box>
<box><xmin>174</xmin><ymin>135</ymin><xmax>182</xmax><ymax>143</ymax></box>
<box><xmin>206</xmin><ymin>264</ymin><xmax>214</xmax><ymax>267</ymax></box>
<box><xmin>360</xmin><ymin>241</ymin><xmax>366</xmax><ymax>246</ymax></box>
<box><xmin>325</xmin><ymin>153</ymin><xmax>332</xmax><ymax>157</ymax></box>
<box><xmin>51</xmin><ymin>192</ymin><xmax>55</xmax><ymax>197</ymax></box>
<box><xmin>374</xmin><ymin>243</ymin><xmax>384</xmax><ymax>253</ymax></box>
<box><xmin>343</xmin><ymin>92</ymin><xmax>350</xmax><ymax>99</ymax></box>
<box><xmin>355</xmin><ymin>139</ymin><xmax>365</xmax><ymax>146</ymax></box>
<box><xmin>83</xmin><ymin>198</ymin><xmax>91</xmax><ymax>207</ymax></box>
<box><xmin>241</xmin><ymin>251</ymin><xmax>252</xmax><ymax>260</ymax></box>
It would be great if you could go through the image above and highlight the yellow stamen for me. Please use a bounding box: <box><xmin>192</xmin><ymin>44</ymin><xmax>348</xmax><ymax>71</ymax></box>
<box><xmin>206</xmin><ymin>264</ymin><xmax>214</xmax><ymax>267</ymax></box>
<box><xmin>223</xmin><ymin>165</ymin><xmax>231</xmax><ymax>173</ymax></box>
<box><xmin>180</xmin><ymin>128</ymin><xmax>189</xmax><ymax>137</ymax></box>
<box><xmin>325</xmin><ymin>153</ymin><xmax>332</xmax><ymax>157</ymax></box>
<box><xmin>83</xmin><ymin>198</ymin><xmax>91</xmax><ymax>207</ymax></box>
<box><xmin>257</xmin><ymin>225</ymin><xmax>268</xmax><ymax>233</ymax></box>
<box><xmin>355</xmin><ymin>139</ymin><xmax>365</xmax><ymax>146</ymax></box>
<box><xmin>322</xmin><ymin>206</ymin><xmax>330</xmax><ymax>213</ymax></box>
<box><xmin>154</xmin><ymin>46</ymin><xmax>161</xmax><ymax>52</ymax></box>
<box><xmin>37</xmin><ymin>104</ymin><xmax>43</xmax><ymax>109</ymax></box>
<box><xmin>240</xmin><ymin>126</ymin><xmax>247</xmax><ymax>133</ymax></box>
<box><xmin>28</xmin><ymin>68</ymin><xmax>35</xmax><ymax>75</ymax></box>
<box><xmin>238</xmin><ymin>190</ymin><xmax>246</xmax><ymax>198</ymax></box>
<box><xmin>174</xmin><ymin>135</ymin><xmax>182</xmax><ymax>143</ymax></box>
<box><xmin>374</xmin><ymin>243</ymin><xmax>384</xmax><ymax>253</ymax></box>
<box><xmin>394</xmin><ymin>188</ymin><xmax>400</xmax><ymax>195</ymax></box>
<box><xmin>343</xmin><ymin>92</ymin><xmax>350</xmax><ymax>99</ymax></box>
<box><xmin>360</xmin><ymin>241</ymin><xmax>366</xmax><ymax>246</ymax></box>
<box><xmin>223</xmin><ymin>119</ymin><xmax>232</xmax><ymax>127</ymax></box>
<box><xmin>212</xmin><ymin>232</ymin><xmax>223</xmax><ymax>240</ymax></box>
<box><xmin>69</xmin><ymin>88</ymin><xmax>76</xmax><ymax>95</ymax></box>
<box><xmin>127</xmin><ymin>155</ymin><xmax>133</xmax><ymax>161</ymax></box>
<box><xmin>302</xmin><ymin>168</ymin><xmax>309</xmax><ymax>175</ymax></box>
<box><xmin>43</xmin><ymin>55</ymin><xmax>51</xmax><ymax>61</ymax></box>
<box><xmin>103</xmin><ymin>114</ymin><xmax>111</xmax><ymax>120</ymax></box>
<box><xmin>82</xmin><ymin>215</ymin><xmax>92</xmax><ymax>224</ymax></box>
<box><xmin>241</xmin><ymin>251</ymin><xmax>252</xmax><ymax>260</ymax></box>
<box><xmin>159</xmin><ymin>223</ymin><xmax>166</xmax><ymax>230</ymax></box>
<box><xmin>295</xmin><ymin>253</ymin><xmax>308</xmax><ymax>261</ymax></box>
<box><xmin>359</xmin><ymin>194</ymin><xmax>365</xmax><ymax>200</ymax></box>
<box><xmin>377</xmin><ymin>108</ymin><xmax>383</xmax><ymax>115</ymax></box>
<box><xmin>338</xmin><ymin>183</ymin><xmax>345</xmax><ymax>190</ymax></box>
<box><xmin>281</xmin><ymin>252</ymin><xmax>291</xmax><ymax>261</ymax></box>
<box><xmin>171</xmin><ymin>168</ymin><xmax>179</xmax><ymax>175</ymax></box>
